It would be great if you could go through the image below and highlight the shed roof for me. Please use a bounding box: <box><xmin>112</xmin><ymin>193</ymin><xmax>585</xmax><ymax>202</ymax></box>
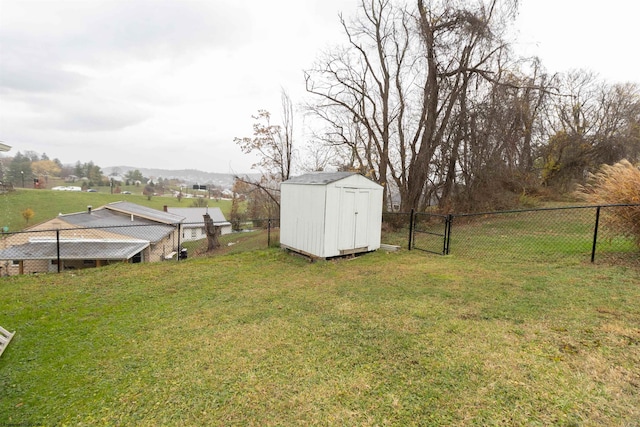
<box><xmin>0</xmin><ymin>239</ymin><xmax>149</xmax><ymax>260</ymax></box>
<box><xmin>283</xmin><ymin>171</ymin><xmax>359</xmax><ymax>185</ymax></box>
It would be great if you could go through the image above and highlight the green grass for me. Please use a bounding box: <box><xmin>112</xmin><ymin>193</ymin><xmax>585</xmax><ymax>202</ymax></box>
<box><xmin>181</xmin><ymin>228</ymin><xmax>281</xmax><ymax>258</ymax></box>
<box><xmin>450</xmin><ymin>209</ymin><xmax>637</xmax><ymax>264</ymax></box>
<box><xmin>0</xmin><ymin>189</ymin><xmax>232</xmax><ymax>232</ymax></box>
<box><xmin>1</xmin><ymin>248</ymin><xmax>639</xmax><ymax>426</ymax></box>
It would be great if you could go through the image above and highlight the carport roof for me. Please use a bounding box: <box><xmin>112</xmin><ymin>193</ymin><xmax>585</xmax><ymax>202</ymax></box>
<box><xmin>0</xmin><ymin>239</ymin><xmax>149</xmax><ymax>260</ymax></box>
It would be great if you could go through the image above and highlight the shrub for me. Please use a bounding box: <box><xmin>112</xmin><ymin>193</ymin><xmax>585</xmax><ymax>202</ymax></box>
<box><xmin>190</xmin><ymin>197</ymin><xmax>208</xmax><ymax>207</ymax></box>
<box><xmin>21</xmin><ymin>208</ymin><xmax>34</xmax><ymax>224</ymax></box>
<box><xmin>575</xmin><ymin>159</ymin><xmax>640</xmax><ymax>247</ymax></box>
<box><xmin>382</xmin><ymin>212</ymin><xmax>409</xmax><ymax>231</ymax></box>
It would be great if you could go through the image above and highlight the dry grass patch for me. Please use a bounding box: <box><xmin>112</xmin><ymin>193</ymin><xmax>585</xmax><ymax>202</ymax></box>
<box><xmin>576</xmin><ymin>159</ymin><xmax>640</xmax><ymax>247</ymax></box>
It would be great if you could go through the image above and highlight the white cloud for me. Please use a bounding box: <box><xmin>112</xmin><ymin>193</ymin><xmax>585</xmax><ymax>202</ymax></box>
<box><xmin>1</xmin><ymin>0</ymin><xmax>637</xmax><ymax>173</ymax></box>
<box><xmin>0</xmin><ymin>0</ymin><xmax>359</xmax><ymax>172</ymax></box>
<box><xmin>514</xmin><ymin>0</ymin><xmax>639</xmax><ymax>84</ymax></box>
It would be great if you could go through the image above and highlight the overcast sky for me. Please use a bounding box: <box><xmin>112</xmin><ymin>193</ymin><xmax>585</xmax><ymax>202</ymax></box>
<box><xmin>1</xmin><ymin>0</ymin><xmax>638</xmax><ymax>174</ymax></box>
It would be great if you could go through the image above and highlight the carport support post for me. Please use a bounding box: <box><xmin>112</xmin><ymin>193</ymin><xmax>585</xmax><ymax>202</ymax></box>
<box><xmin>56</xmin><ymin>229</ymin><xmax>61</xmax><ymax>273</ymax></box>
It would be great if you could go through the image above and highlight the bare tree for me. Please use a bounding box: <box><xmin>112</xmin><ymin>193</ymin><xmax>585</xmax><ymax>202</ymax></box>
<box><xmin>305</xmin><ymin>0</ymin><xmax>412</xmax><ymax>208</ymax></box>
<box><xmin>235</xmin><ymin>90</ymin><xmax>295</xmax><ymax>183</ymax></box>
<box><xmin>541</xmin><ymin>71</ymin><xmax>640</xmax><ymax>190</ymax></box>
<box><xmin>233</xmin><ymin>89</ymin><xmax>296</xmax><ymax>215</ymax></box>
<box><xmin>449</xmin><ymin>58</ymin><xmax>552</xmax><ymax>210</ymax></box>
<box><xmin>305</xmin><ymin>0</ymin><xmax>521</xmax><ymax>211</ymax></box>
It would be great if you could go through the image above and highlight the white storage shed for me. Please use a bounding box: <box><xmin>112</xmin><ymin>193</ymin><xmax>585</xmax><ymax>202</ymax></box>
<box><xmin>280</xmin><ymin>172</ymin><xmax>383</xmax><ymax>259</ymax></box>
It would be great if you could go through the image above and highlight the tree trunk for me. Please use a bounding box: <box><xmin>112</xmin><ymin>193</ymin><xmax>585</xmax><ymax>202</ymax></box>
<box><xmin>203</xmin><ymin>214</ymin><xmax>221</xmax><ymax>252</ymax></box>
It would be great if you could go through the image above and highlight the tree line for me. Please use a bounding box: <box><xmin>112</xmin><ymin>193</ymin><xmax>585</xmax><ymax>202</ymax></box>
<box><xmin>237</xmin><ymin>0</ymin><xmax>639</xmax><ymax>216</ymax></box>
<box><xmin>0</xmin><ymin>151</ymin><xmax>153</xmax><ymax>189</ymax></box>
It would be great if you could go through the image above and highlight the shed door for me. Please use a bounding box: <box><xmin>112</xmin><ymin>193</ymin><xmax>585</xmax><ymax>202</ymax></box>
<box><xmin>338</xmin><ymin>189</ymin><xmax>369</xmax><ymax>251</ymax></box>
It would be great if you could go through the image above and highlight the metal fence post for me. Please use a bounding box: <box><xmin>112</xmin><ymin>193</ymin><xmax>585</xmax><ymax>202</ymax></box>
<box><xmin>591</xmin><ymin>206</ymin><xmax>601</xmax><ymax>263</ymax></box>
<box><xmin>444</xmin><ymin>214</ymin><xmax>453</xmax><ymax>255</ymax></box>
<box><xmin>56</xmin><ymin>229</ymin><xmax>61</xmax><ymax>273</ymax></box>
<box><xmin>177</xmin><ymin>223</ymin><xmax>182</xmax><ymax>261</ymax></box>
<box><xmin>268</xmin><ymin>218</ymin><xmax>272</xmax><ymax>247</ymax></box>
<box><xmin>408</xmin><ymin>208</ymin><xmax>415</xmax><ymax>250</ymax></box>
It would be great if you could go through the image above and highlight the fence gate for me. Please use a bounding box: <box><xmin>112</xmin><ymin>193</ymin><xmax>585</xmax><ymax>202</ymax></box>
<box><xmin>411</xmin><ymin>212</ymin><xmax>450</xmax><ymax>255</ymax></box>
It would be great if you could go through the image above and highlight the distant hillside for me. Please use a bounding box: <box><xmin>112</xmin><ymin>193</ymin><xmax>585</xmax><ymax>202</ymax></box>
<box><xmin>103</xmin><ymin>166</ymin><xmax>259</xmax><ymax>189</ymax></box>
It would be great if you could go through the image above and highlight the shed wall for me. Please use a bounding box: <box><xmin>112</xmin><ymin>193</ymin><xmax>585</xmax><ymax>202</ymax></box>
<box><xmin>280</xmin><ymin>183</ymin><xmax>327</xmax><ymax>257</ymax></box>
<box><xmin>281</xmin><ymin>174</ymin><xmax>383</xmax><ymax>258</ymax></box>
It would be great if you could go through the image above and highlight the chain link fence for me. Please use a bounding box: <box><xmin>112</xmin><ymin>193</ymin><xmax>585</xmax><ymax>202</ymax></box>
<box><xmin>1</xmin><ymin>205</ymin><xmax>637</xmax><ymax>276</ymax></box>
<box><xmin>180</xmin><ymin>218</ymin><xmax>280</xmax><ymax>258</ymax></box>
<box><xmin>381</xmin><ymin>212</ymin><xmax>414</xmax><ymax>249</ymax></box>
<box><xmin>381</xmin><ymin>204</ymin><xmax>640</xmax><ymax>265</ymax></box>
<box><xmin>0</xmin><ymin>219</ymin><xmax>281</xmax><ymax>276</ymax></box>
<box><xmin>450</xmin><ymin>205</ymin><xmax>639</xmax><ymax>264</ymax></box>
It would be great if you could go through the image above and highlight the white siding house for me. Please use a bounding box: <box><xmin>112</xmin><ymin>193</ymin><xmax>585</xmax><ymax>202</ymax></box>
<box><xmin>280</xmin><ymin>172</ymin><xmax>383</xmax><ymax>259</ymax></box>
<box><xmin>165</xmin><ymin>207</ymin><xmax>232</xmax><ymax>242</ymax></box>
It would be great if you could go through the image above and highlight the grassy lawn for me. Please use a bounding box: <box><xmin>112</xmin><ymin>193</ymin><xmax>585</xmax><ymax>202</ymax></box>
<box><xmin>0</xmin><ymin>189</ymin><xmax>232</xmax><ymax>232</ymax></box>
<box><xmin>1</xmin><ymin>248</ymin><xmax>638</xmax><ymax>425</ymax></box>
<box><xmin>182</xmin><ymin>228</ymin><xmax>281</xmax><ymax>258</ymax></box>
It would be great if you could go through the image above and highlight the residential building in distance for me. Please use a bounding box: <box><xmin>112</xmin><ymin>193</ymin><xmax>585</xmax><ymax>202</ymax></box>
<box><xmin>164</xmin><ymin>206</ymin><xmax>232</xmax><ymax>242</ymax></box>
<box><xmin>0</xmin><ymin>202</ymin><xmax>184</xmax><ymax>276</ymax></box>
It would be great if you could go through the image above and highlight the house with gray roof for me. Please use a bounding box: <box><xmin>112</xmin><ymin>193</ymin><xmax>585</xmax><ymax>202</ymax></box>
<box><xmin>164</xmin><ymin>206</ymin><xmax>232</xmax><ymax>242</ymax></box>
<box><xmin>0</xmin><ymin>202</ymin><xmax>185</xmax><ymax>276</ymax></box>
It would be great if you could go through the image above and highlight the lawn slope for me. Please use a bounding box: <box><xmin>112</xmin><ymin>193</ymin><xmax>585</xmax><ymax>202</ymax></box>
<box><xmin>0</xmin><ymin>189</ymin><xmax>232</xmax><ymax>232</ymax></box>
<box><xmin>1</xmin><ymin>250</ymin><xmax>639</xmax><ymax>426</ymax></box>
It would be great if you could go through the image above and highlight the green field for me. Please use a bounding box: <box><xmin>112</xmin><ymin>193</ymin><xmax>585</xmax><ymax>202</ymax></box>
<box><xmin>0</xmin><ymin>188</ymin><xmax>232</xmax><ymax>232</ymax></box>
<box><xmin>1</xmin><ymin>247</ymin><xmax>638</xmax><ymax>426</ymax></box>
